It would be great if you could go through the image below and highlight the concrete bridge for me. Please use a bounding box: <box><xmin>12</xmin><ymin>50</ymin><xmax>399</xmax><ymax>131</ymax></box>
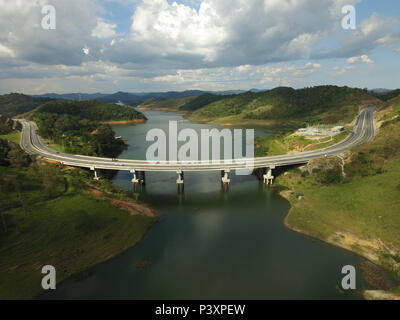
<box><xmin>18</xmin><ymin>108</ymin><xmax>375</xmax><ymax>191</ymax></box>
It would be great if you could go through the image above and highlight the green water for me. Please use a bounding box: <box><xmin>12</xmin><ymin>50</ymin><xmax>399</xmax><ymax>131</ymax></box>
<box><xmin>43</xmin><ymin>109</ymin><xmax>367</xmax><ymax>299</ymax></box>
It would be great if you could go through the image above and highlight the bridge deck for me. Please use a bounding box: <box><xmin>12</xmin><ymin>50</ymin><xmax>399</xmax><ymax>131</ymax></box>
<box><xmin>18</xmin><ymin>108</ymin><xmax>375</xmax><ymax>172</ymax></box>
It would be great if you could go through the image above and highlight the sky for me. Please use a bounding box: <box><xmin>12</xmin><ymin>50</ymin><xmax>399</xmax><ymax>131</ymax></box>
<box><xmin>0</xmin><ymin>0</ymin><xmax>399</xmax><ymax>94</ymax></box>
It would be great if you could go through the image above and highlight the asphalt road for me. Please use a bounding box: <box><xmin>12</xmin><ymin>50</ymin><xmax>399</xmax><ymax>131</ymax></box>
<box><xmin>18</xmin><ymin>107</ymin><xmax>376</xmax><ymax>172</ymax></box>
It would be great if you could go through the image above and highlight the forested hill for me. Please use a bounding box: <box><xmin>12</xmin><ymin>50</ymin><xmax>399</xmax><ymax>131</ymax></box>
<box><xmin>0</xmin><ymin>93</ymin><xmax>146</xmax><ymax>122</ymax></box>
<box><xmin>188</xmin><ymin>86</ymin><xmax>383</xmax><ymax>124</ymax></box>
<box><xmin>0</xmin><ymin>94</ymin><xmax>148</xmax><ymax>158</ymax></box>
<box><xmin>0</xmin><ymin>93</ymin><xmax>51</xmax><ymax>117</ymax></box>
<box><xmin>29</xmin><ymin>100</ymin><xmax>147</xmax><ymax>157</ymax></box>
<box><xmin>35</xmin><ymin>99</ymin><xmax>146</xmax><ymax>122</ymax></box>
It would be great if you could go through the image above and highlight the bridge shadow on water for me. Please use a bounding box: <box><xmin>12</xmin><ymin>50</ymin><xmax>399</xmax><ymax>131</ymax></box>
<box><xmin>41</xmin><ymin>167</ymin><xmax>368</xmax><ymax>300</ymax></box>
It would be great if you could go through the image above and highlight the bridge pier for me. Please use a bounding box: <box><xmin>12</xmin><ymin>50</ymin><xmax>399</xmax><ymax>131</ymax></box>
<box><xmin>130</xmin><ymin>169</ymin><xmax>140</xmax><ymax>191</ymax></box>
<box><xmin>177</xmin><ymin>170</ymin><xmax>184</xmax><ymax>193</ymax></box>
<box><xmin>221</xmin><ymin>169</ymin><xmax>231</xmax><ymax>191</ymax></box>
<box><xmin>263</xmin><ymin>166</ymin><xmax>275</xmax><ymax>185</ymax></box>
<box><xmin>91</xmin><ymin>167</ymin><xmax>100</xmax><ymax>180</ymax></box>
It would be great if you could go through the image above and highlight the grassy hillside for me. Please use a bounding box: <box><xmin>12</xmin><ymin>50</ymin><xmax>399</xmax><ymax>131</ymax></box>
<box><xmin>0</xmin><ymin>94</ymin><xmax>51</xmax><ymax>117</ymax></box>
<box><xmin>180</xmin><ymin>93</ymin><xmax>229</xmax><ymax>111</ymax></box>
<box><xmin>255</xmin><ymin>131</ymin><xmax>349</xmax><ymax>157</ymax></box>
<box><xmin>0</xmin><ymin>131</ymin><xmax>157</xmax><ymax>299</ymax></box>
<box><xmin>188</xmin><ymin>86</ymin><xmax>382</xmax><ymax>127</ymax></box>
<box><xmin>276</xmin><ymin>97</ymin><xmax>400</xmax><ymax>295</ymax></box>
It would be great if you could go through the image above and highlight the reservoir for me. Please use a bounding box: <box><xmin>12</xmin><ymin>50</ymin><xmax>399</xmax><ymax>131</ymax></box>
<box><xmin>43</xmin><ymin>109</ymin><xmax>368</xmax><ymax>299</ymax></box>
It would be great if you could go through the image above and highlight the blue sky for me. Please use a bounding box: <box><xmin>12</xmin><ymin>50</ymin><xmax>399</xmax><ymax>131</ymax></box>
<box><xmin>0</xmin><ymin>0</ymin><xmax>399</xmax><ymax>94</ymax></box>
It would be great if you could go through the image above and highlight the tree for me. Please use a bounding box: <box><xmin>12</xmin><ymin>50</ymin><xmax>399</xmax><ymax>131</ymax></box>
<box><xmin>0</xmin><ymin>139</ymin><xmax>10</xmax><ymax>166</ymax></box>
<box><xmin>7</xmin><ymin>144</ymin><xmax>31</xmax><ymax>168</ymax></box>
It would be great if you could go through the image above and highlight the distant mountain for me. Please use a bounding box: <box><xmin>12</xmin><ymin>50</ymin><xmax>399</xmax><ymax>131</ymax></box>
<box><xmin>33</xmin><ymin>93</ymin><xmax>109</xmax><ymax>101</ymax></box>
<box><xmin>369</xmin><ymin>88</ymin><xmax>392</xmax><ymax>94</ymax></box>
<box><xmin>215</xmin><ymin>90</ymin><xmax>246</xmax><ymax>95</ymax></box>
<box><xmin>248</xmin><ymin>88</ymin><xmax>268</xmax><ymax>93</ymax></box>
<box><xmin>370</xmin><ymin>89</ymin><xmax>400</xmax><ymax>101</ymax></box>
<box><xmin>33</xmin><ymin>90</ymin><xmax>210</xmax><ymax>105</ymax></box>
<box><xmin>96</xmin><ymin>92</ymin><xmax>143</xmax><ymax>105</ymax></box>
<box><xmin>31</xmin><ymin>90</ymin><xmax>252</xmax><ymax>105</ymax></box>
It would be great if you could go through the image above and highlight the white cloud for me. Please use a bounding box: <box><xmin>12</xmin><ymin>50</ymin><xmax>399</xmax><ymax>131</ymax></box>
<box><xmin>106</xmin><ymin>0</ymin><xmax>365</xmax><ymax>67</ymax></box>
<box><xmin>0</xmin><ymin>0</ymin><xmax>102</xmax><ymax>66</ymax></box>
<box><xmin>148</xmin><ymin>62</ymin><xmax>323</xmax><ymax>89</ymax></box>
<box><xmin>315</xmin><ymin>12</ymin><xmax>400</xmax><ymax>59</ymax></box>
<box><xmin>130</xmin><ymin>0</ymin><xmax>226</xmax><ymax>61</ymax></box>
<box><xmin>0</xmin><ymin>43</ymin><xmax>15</xmax><ymax>57</ymax></box>
<box><xmin>0</xmin><ymin>0</ymin><xmax>399</xmax><ymax>93</ymax></box>
<box><xmin>347</xmin><ymin>54</ymin><xmax>373</xmax><ymax>65</ymax></box>
<box><xmin>92</xmin><ymin>19</ymin><xmax>117</xmax><ymax>38</ymax></box>
<box><xmin>331</xmin><ymin>65</ymin><xmax>356</xmax><ymax>76</ymax></box>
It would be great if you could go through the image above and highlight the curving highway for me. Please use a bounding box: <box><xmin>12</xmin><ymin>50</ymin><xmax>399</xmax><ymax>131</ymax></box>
<box><xmin>18</xmin><ymin>107</ymin><xmax>375</xmax><ymax>172</ymax></box>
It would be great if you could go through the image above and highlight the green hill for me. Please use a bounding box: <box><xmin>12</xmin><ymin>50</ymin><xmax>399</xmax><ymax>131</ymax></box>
<box><xmin>35</xmin><ymin>99</ymin><xmax>146</xmax><ymax>122</ymax></box>
<box><xmin>188</xmin><ymin>86</ymin><xmax>381</xmax><ymax>126</ymax></box>
<box><xmin>139</xmin><ymin>93</ymin><xmax>230</xmax><ymax>112</ymax></box>
<box><xmin>0</xmin><ymin>93</ymin><xmax>51</xmax><ymax>117</ymax></box>
<box><xmin>180</xmin><ymin>93</ymin><xmax>229</xmax><ymax>111</ymax></box>
<box><xmin>141</xmin><ymin>96</ymin><xmax>196</xmax><ymax>110</ymax></box>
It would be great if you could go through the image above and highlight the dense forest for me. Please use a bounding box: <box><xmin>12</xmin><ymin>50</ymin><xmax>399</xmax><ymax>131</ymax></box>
<box><xmin>36</xmin><ymin>99</ymin><xmax>146</xmax><ymax>121</ymax></box>
<box><xmin>0</xmin><ymin>120</ymin><xmax>12</xmax><ymax>135</ymax></box>
<box><xmin>33</xmin><ymin>111</ymin><xmax>128</xmax><ymax>158</ymax></box>
<box><xmin>31</xmin><ymin>100</ymin><xmax>148</xmax><ymax>157</ymax></box>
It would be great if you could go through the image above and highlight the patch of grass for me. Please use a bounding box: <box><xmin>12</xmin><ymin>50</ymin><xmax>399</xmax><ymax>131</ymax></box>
<box><xmin>42</xmin><ymin>139</ymin><xmax>67</xmax><ymax>153</ymax></box>
<box><xmin>0</xmin><ymin>131</ymin><xmax>21</xmax><ymax>144</ymax></box>
<box><xmin>255</xmin><ymin>131</ymin><xmax>350</xmax><ymax>157</ymax></box>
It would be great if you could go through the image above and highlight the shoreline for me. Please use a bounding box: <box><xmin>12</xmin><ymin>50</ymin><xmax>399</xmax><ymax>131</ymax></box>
<box><xmin>135</xmin><ymin>105</ymin><xmax>298</xmax><ymax>132</ymax></box>
<box><xmin>37</xmin><ymin>216</ymin><xmax>159</xmax><ymax>300</ymax></box>
<box><xmin>137</xmin><ymin>105</ymin><xmax>187</xmax><ymax>113</ymax></box>
<box><xmin>100</xmin><ymin>118</ymin><xmax>147</xmax><ymax>125</ymax></box>
<box><xmin>279</xmin><ymin>188</ymin><xmax>400</xmax><ymax>300</ymax></box>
